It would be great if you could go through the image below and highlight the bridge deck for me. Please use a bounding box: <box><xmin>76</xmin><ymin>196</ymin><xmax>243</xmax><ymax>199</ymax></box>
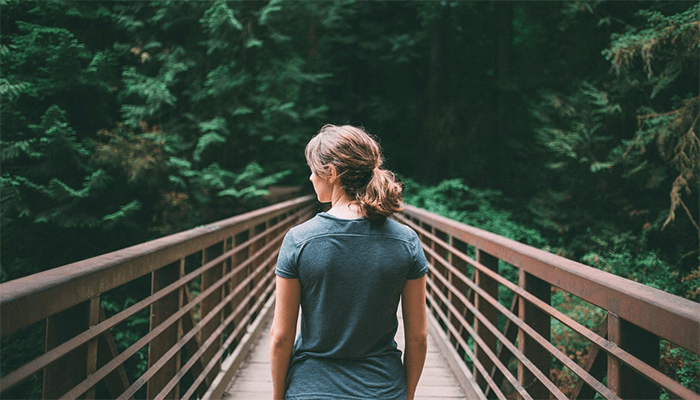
<box><xmin>220</xmin><ymin>306</ymin><xmax>480</xmax><ymax>400</ymax></box>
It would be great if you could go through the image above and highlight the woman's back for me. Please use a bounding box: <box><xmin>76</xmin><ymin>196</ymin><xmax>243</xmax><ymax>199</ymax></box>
<box><xmin>276</xmin><ymin>212</ymin><xmax>427</xmax><ymax>399</ymax></box>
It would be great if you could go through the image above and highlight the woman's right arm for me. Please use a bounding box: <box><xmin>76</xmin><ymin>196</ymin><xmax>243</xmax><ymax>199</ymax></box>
<box><xmin>270</xmin><ymin>276</ymin><xmax>301</xmax><ymax>400</ymax></box>
<box><xmin>401</xmin><ymin>275</ymin><xmax>428</xmax><ymax>400</ymax></box>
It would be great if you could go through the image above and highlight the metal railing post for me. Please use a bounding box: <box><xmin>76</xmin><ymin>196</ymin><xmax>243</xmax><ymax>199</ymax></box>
<box><xmin>147</xmin><ymin>261</ymin><xmax>182</xmax><ymax>399</ymax></box>
<box><xmin>85</xmin><ymin>296</ymin><xmax>101</xmax><ymax>400</ymax></box>
<box><xmin>607</xmin><ymin>313</ymin><xmax>659</xmax><ymax>399</ymax></box>
<box><xmin>200</xmin><ymin>242</ymin><xmax>225</xmax><ymax>386</ymax></box>
<box><xmin>43</xmin><ymin>301</ymin><xmax>89</xmax><ymax>399</ymax></box>
<box><xmin>474</xmin><ymin>249</ymin><xmax>498</xmax><ymax>394</ymax></box>
<box><xmin>451</xmin><ymin>238</ymin><xmax>473</xmax><ymax>357</ymax></box>
<box><xmin>517</xmin><ymin>269</ymin><xmax>550</xmax><ymax>400</ymax></box>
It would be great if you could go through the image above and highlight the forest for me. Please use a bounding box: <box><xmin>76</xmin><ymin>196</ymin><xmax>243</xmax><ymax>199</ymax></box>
<box><xmin>1</xmin><ymin>0</ymin><xmax>698</xmax><ymax>397</ymax></box>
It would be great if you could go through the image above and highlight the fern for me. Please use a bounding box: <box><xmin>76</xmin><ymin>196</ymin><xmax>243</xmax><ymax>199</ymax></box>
<box><xmin>193</xmin><ymin>132</ymin><xmax>226</xmax><ymax>162</ymax></box>
<box><xmin>0</xmin><ymin>79</ymin><xmax>34</xmax><ymax>102</ymax></box>
<box><xmin>120</xmin><ymin>67</ymin><xmax>177</xmax><ymax>125</ymax></box>
<box><xmin>198</xmin><ymin>117</ymin><xmax>229</xmax><ymax>136</ymax></box>
<box><xmin>258</xmin><ymin>0</ymin><xmax>284</xmax><ymax>26</ymax></box>
<box><xmin>102</xmin><ymin>200</ymin><xmax>142</xmax><ymax>222</ymax></box>
<box><xmin>200</xmin><ymin>0</ymin><xmax>244</xmax><ymax>55</ymax></box>
<box><xmin>1</xmin><ymin>140</ymin><xmax>39</xmax><ymax>161</ymax></box>
<box><xmin>194</xmin><ymin>64</ymin><xmax>251</xmax><ymax>100</ymax></box>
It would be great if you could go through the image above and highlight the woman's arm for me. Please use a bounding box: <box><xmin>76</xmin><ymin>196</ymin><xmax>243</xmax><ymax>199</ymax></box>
<box><xmin>270</xmin><ymin>276</ymin><xmax>301</xmax><ymax>400</ymax></box>
<box><xmin>401</xmin><ymin>275</ymin><xmax>428</xmax><ymax>400</ymax></box>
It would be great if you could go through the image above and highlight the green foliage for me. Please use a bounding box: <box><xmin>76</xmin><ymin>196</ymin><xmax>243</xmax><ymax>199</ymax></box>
<box><xmin>580</xmin><ymin>232</ymin><xmax>688</xmax><ymax>295</ymax></box>
<box><xmin>1</xmin><ymin>0</ymin><xmax>319</xmax><ymax>286</ymax></box>
<box><xmin>603</xmin><ymin>4</ymin><xmax>699</xmax><ymax>78</ymax></box>
<box><xmin>120</xmin><ymin>66</ymin><xmax>179</xmax><ymax>126</ymax></box>
<box><xmin>661</xmin><ymin>342</ymin><xmax>700</xmax><ymax>397</ymax></box>
<box><xmin>1</xmin><ymin>105</ymin><xmax>103</xmax><ymax>230</ymax></box>
<box><xmin>605</xmin><ymin>4</ymin><xmax>700</xmax><ymax>232</ymax></box>
<box><xmin>534</xmin><ymin>82</ymin><xmax>621</xmax><ymax>172</ymax></box>
<box><xmin>530</xmin><ymin>1</ymin><xmax>698</xmax><ymax>301</ymax></box>
<box><xmin>403</xmin><ymin>178</ymin><xmax>548</xmax><ymax>248</ymax></box>
<box><xmin>1</xmin><ymin>1</ymin><xmax>698</xmax><ymax>396</ymax></box>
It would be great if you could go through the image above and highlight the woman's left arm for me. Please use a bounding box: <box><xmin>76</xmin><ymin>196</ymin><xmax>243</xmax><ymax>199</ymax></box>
<box><xmin>270</xmin><ymin>275</ymin><xmax>301</xmax><ymax>400</ymax></box>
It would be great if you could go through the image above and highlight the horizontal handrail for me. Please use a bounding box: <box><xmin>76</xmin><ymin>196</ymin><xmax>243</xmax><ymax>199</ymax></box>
<box><xmin>395</xmin><ymin>204</ymin><xmax>700</xmax><ymax>400</ymax></box>
<box><xmin>399</xmin><ymin>204</ymin><xmax>699</xmax><ymax>352</ymax></box>
<box><xmin>1</xmin><ymin>194</ymin><xmax>315</xmax><ymax>337</ymax></box>
<box><xmin>0</xmin><ymin>195</ymin><xmax>317</xmax><ymax>399</ymax></box>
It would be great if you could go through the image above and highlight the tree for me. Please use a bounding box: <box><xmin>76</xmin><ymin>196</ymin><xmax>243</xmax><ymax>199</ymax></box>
<box><xmin>530</xmin><ymin>1</ymin><xmax>699</xmax><ymax>300</ymax></box>
<box><xmin>0</xmin><ymin>0</ymin><xmax>337</xmax><ymax>281</ymax></box>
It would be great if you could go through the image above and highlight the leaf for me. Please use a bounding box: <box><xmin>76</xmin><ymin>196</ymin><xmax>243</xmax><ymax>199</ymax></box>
<box><xmin>218</xmin><ymin>186</ymin><xmax>268</xmax><ymax>199</ymax></box>
<box><xmin>590</xmin><ymin>162</ymin><xmax>614</xmax><ymax>172</ymax></box>
<box><xmin>1</xmin><ymin>139</ymin><xmax>37</xmax><ymax>161</ymax></box>
<box><xmin>234</xmin><ymin>162</ymin><xmax>265</xmax><ymax>185</ymax></box>
<box><xmin>120</xmin><ymin>67</ymin><xmax>177</xmax><ymax>125</ymax></box>
<box><xmin>232</xmin><ymin>106</ymin><xmax>254</xmax><ymax>116</ymax></box>
<box><xmin>0</xmin><ymin>79</ymin><xmax>33</xmax><ymax>102</ymax></box>
<box><xmin>102</xmin><ymin>200</ymin><xmax>142</xmax><ymax>222</ymax></box>
<box><xmin>623</xmin><ymin>160</ymin><xmax>649</xmax><ymax>178</ymax></box>
<box><xmin>259</xmin><ymin>0</ymin><xmax>283</xmax><ymax>25</ymax></box>
<box><xmin>168</xmin><ymin>175</ymin><xmax>187</xmax><ymax>188</ymax></box>
<box><xmin>193</xmin><ymin>132</ymin><xmax>227</xmax><ymax>162</ymax></box>
<box><xmin>200</xmin><ymin>1</ymin><xmax>243</xmax><ymax>33</ymax></box>
<box><xmin>245</xmin><ymin>37</ymin><xmax>263</xmax><ymax>49</ymax></box>
<box><xmin>198</xmin><ymin>117</ymin><xmax>229</xmax><ymax>136</ymax></box>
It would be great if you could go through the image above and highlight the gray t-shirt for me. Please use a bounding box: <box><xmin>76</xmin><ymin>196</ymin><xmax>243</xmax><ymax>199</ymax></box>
<box><xmin>275</xmin><ymin>212</ymin><xmax>428</xmax><ymax>400</ymax></box>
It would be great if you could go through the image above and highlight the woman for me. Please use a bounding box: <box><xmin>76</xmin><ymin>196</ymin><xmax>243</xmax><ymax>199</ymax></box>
<box><xmin>270</xmin><ymin>124</ymin><xmax>428</xmax><ymax>400</ymax></box>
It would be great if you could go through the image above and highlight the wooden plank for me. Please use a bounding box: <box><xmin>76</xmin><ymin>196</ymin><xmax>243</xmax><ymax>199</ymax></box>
<box><xmin>427</xmin><ymin>304</ymin><xmax>487</xmax><ymax>400</ymax></box>
<box><xmin>85</xmin><ymin>296</ymin><xmax>101</xmax><ymax>400</ymax></box>
<box><xmin>203</xmin><ymin>294</ymin><xmax>277</xmax><ymax>400</ymax></box>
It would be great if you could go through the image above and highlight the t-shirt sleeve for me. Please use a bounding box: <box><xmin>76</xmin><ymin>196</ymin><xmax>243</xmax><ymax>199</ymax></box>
<box><xmin>407</xmin><ymin>230</ymin><xmax>428</xmax><ymax>279</ymax></box>
<box><xmin>275</xmin><ymin>229</ymin><xmax>299</xmax><ymax>279</ymax></box>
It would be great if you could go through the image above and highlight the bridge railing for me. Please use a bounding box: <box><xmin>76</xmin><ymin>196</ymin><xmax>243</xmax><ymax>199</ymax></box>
<box><xmin>3</xmin><ymin>196</ymin><xmax>698</xmax><ymax>400</ymax></box>
<box><xmin>394</xmin><ymin>205</ymin><xmax>700</xmax><ymax>400</ymax></box>
<box><xmin>0</xmin><ymin>195</ymin><xmax>316</xmax><ymax>400</ymax></box>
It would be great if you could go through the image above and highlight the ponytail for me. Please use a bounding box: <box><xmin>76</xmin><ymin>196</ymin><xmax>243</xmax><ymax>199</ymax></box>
<box><xmin>356</xmin><ymin>168</ymin><xmax>403</xmax><ymax>221</ymax></box>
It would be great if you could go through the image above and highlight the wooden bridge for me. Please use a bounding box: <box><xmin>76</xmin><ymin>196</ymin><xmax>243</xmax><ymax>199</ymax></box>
<box><xmin>1</xmin><ymin>195</ymin><xmax>698</xmax><ymax>400</ymax></box>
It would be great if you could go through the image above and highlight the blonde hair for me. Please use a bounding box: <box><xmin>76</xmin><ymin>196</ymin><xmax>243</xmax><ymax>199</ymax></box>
<box><xmin>305</xmin><ymin>124</ymin><xmax>403</xmax><ymax>221</ymax></box>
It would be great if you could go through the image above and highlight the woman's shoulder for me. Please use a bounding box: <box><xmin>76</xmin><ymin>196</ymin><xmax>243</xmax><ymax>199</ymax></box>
<box><xmin>285</xmin><ymin>213</ymin><xmax>333</xmax><ymax>243</ymax></box>
<box><xmin>382</xmin><ymin>217</ymin><xmax>420</xmax><ymax>240</ymax></box>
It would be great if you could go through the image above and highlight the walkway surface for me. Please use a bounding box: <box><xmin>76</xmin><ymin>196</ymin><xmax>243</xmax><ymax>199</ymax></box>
<box><xmin>221</xmin><ymin>309</ymin><xmax>468</xmax><ymax>399</ymax></box>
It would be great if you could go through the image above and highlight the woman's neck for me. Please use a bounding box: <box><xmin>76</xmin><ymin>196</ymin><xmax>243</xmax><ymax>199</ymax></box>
<box><xmin>327</xmin><ymin>190</ymin><xmax>364</xmax><ymax>219</ymax></box>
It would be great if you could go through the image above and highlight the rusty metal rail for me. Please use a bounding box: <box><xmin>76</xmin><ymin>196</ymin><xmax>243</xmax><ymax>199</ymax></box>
<box><xmin>394</xmin><ymin>204</ymin><xmax>700</xmax><ymax>400</ymax></box>
<box><xmin>0</xmin><ymin>195</ymin><xmax>316</xmax><ymax>400</ymax></box>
